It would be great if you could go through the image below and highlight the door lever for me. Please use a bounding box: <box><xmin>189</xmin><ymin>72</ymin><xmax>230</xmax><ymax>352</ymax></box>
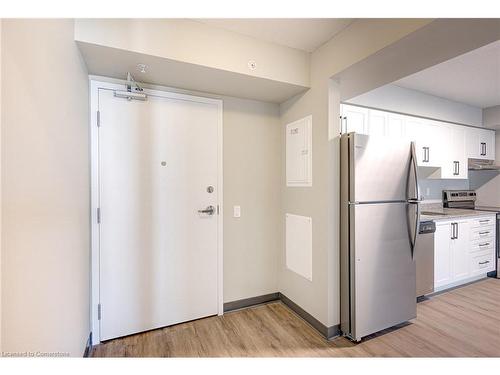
<box><xmin>198</xmin><ymin>205</ymin><xmax>215</xmax><ymax>215</ymax></box>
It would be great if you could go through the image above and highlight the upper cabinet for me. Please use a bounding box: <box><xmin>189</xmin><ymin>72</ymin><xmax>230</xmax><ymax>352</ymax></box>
<box><xmin>404</xmin><ymin>118</ymin><xmax>443</xmax><ymax>168</ymax></box>
<box><xmin>466</xmin><ymin>127</ymin><xmax>496</xmax><ymax>160</ymax></box>
<box><xmin>341</xmin><ymin>105</ymin><xmax>405</xmax><ymax>137</ymax></box>
<box><xmin>441</xmin><ymin>125</ymin><xmax>467</xmax><ymax>179</ymax></box>
<box><xmin>341</xmin><ymin>105</ymin><xmax>369</xmax><ymax>134</ymax></box>
<box><xmin>340</xmin><ymin>104</ymin><xmax>496</xmax><ymax>181</ymax></box>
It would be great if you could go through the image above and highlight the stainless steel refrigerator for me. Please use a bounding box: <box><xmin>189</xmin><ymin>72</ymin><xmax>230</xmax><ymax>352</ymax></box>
<box><xmin>340</xmin><ymin>132</ymin><xmax>420</xmax><ymax>342</ymax></box>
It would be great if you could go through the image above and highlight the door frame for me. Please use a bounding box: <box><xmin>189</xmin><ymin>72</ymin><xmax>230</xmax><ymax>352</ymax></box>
<box><xmin>89</xmin><ymin>79</ymin><xmax>224</xmax><ymax>344</ymax></box>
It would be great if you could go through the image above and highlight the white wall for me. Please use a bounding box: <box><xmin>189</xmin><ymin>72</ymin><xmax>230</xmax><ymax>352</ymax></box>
<box><xmin>223</xmin><ymin>97</ymin><xmax>281</xmax><ymax>302</ymax></box>
<box><xmin>1</xmin><ymin>20</ymin><xmax>89</xmax><ymax>356</ymax></box>
<box><xmin>347</xmin><ymin>84</ymin><xmax>483</xmax><ymax>126</ymax></box>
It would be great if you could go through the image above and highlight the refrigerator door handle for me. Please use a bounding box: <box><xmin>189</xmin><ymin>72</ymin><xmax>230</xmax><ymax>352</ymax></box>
<box><xmin>407</xmin><ymin>141</ymin><xmax>421</xmax><ymax>257</ymax></box>
<box><xmin>407</xmin><ymin>142</ymin><xmax>420</xmax><ymax>201</ymax></box>
<box><xmin>407</xmin><ymin>201</ymin><xmax>420</xmax><ymax>257</ymax></box>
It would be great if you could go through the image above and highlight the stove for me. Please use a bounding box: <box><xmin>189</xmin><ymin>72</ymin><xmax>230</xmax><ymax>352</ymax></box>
<box><xmin>443</xmin><ymin>190</ymin><xmax>500</xmax><ymax>278</ymax></box>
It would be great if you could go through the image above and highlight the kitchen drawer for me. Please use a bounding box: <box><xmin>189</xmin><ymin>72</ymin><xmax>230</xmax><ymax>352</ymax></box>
<box><xmin>470</xmin><ymin>250</ymin><xmax>495</xmax><ymax>276</ymax></box>
<box><xmin>470</xmin><ymin>216</ymin><xmax>496</xmax><ymax>228</ymax></box>
<box><xmin>470</xmin><ymin>239</ymin><xmax>495</xmax><ymax>253</ymax></box>
<box><xmin>470</xmin><ymin>225</ymin><xmax>495</xmax><ymax>241</ymax></box>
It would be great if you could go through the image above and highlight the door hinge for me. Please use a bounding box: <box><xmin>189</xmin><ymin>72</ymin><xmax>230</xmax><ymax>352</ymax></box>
<box><xmin>97</xmin><ymin>303</ymin><xmax>101</xmax><ymax>320</ymax></box>
<box><xmin>97</xmin><ymin>110</ymin><xmax>101</xmax><ymax>127</ymax></box>
<box><xmin>97</xmin><ymin>208</ymin><xmax>101</xmax><ymax>224</ymax></box>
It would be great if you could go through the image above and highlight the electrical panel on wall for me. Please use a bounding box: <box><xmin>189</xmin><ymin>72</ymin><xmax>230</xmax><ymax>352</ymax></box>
<box><xmin>286</xmin><ymin>115</ymin><xmax>312</xmax><ymax>187</ymax></box>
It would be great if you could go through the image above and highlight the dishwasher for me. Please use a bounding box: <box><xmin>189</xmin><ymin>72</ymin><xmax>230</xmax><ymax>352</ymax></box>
<box><xmin>416</xmin><ymin>220</ymin><xmax>436</xmax><ymax>298</ymax></box>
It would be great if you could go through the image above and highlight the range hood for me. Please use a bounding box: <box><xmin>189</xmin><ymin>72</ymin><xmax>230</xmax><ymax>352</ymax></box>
<box><xmin>468</xmin><ymin>158</ymin><xmax>500</xmax><ymax>171</ymax></box>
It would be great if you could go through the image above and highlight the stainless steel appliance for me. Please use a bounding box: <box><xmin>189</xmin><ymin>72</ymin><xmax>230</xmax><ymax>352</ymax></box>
<box><xmin>443</xmin><ymin>189</ymin><xmax>500</xmax><ymax>279</ymax></box>
<box><xmin>416</xmin><ymin>221</ymin><xmax>435</xmax><ymax>298</ymax></box>
<box><xmin>340</xmin><ymin>133</ymin><xmax>420</xmax><ymax>342</ymax></box>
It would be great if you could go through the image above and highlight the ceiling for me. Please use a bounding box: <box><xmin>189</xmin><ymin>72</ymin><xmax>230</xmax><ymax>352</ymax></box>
<box><xmin>395</xmin><ymin>40</ymin><xmax>500</xmax><ymax>109</ymax></box>
<box><xmin>197</xmin><ymin>19</ymin><xmax>354</xmax><ymax>52</ymax></box>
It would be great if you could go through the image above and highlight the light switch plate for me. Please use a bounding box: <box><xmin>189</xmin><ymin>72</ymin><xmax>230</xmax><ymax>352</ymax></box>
<box><xmin>233</xmin><ymin>205</ymin><xmax>241</xmax><ymax>218</ymax></box>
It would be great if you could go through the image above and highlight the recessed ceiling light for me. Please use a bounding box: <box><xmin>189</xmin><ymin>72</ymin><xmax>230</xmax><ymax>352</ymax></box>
<box><xmin>137</xmin><ymin>64</ymin><xmax>147</xmax><ymax>73</ymax></box>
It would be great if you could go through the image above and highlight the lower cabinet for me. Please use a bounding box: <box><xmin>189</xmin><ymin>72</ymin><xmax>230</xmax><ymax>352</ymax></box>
<box><xmin>434</xmin><ymin>216</ymin><xmax>496</xmax><ymax>291</ymax></box>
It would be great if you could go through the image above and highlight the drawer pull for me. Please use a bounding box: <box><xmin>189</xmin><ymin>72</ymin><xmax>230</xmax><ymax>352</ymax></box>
<box><xmin>479</xmin><ymin>231</ymin><xmax>490</xmax><ymax>235</ymax></box>
<box><xmin>479</xmin><ymin>261</ymin><xmax>490</xmax><ymax>265</ymax></box>
<box><xmin>479</xmin><ymin>220</ymin><xmax>490</xmax><ymax>223</ymax></box>
<box><xmin>479</xmin><ymin>243</ymin><xmax>490</xmax><ymax>247</ymax></box>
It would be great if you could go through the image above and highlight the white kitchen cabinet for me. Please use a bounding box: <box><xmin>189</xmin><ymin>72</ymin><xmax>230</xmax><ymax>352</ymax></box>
<box><xmin>341</xmin><ymin>105</ymin><xmax>405</xmax><ymax>137</ymax></box>
<box><xmin>466</xmin><ymin>127</ymin><xmax>496</xmax><ymax>160</ymax></box>
<box><xmin>366</xmin><ymin>109</ymin><xmax>406</xmax><ymax>137</ymax></box>
<box><xmin>441</xmin><ymin>125</ymin><xmax>468</xmax><ymax>179</ymax></box>
<box><xmin>434</xmin><ymin>215</ymin><xmax>496</xmax><ymax>292</ymax></box>
<box><xmin>341</xmin><ymin>104</ymin><xmax>369</xmax><ymax>134</ymax></box>
<box><xmin>341</xmin><ymin>104</ymin><xmax>496</xmax><ymax>179</ymax></box>
<box><xmin>405</xmin><ymin>118</ymin><xmax>443</xmax><ymax>168</ymax></box>
<box><xmin>480</xmin><ymin>128</ymin><xmax>496</xmax><ymax>160</ymax></box>
<box><xmin>451</xmin><ymin>220</ymin><xmax>470</xmax><ymax>281</ymax></box>
<box><xmin>434</xmin><ymin>222</ymin><xmax>453</xmax><ymax>288</ymax></box>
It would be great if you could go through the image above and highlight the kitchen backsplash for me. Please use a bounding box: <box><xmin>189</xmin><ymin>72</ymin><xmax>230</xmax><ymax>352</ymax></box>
<box><xmin>419</xmin><ymin>179</ymin><xmax>469</xmax><ymax>201</ymax></box>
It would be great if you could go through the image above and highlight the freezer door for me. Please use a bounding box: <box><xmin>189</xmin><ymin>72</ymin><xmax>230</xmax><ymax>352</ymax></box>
<box><xmin>350</xmin><ymin>202</ymin><xmax>416</xmax><ymax>341</ymax></box>
<box><xmin>348</xmin><ymin>133</ymin><xmax>412</xmax><ymax>203</ymax></box>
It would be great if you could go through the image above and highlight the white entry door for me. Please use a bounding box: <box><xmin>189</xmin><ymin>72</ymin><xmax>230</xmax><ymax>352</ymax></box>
<box><xmin>98</xmin><ymin>88</ymin><xmax>221</xmax><ymax>341</ymax></box>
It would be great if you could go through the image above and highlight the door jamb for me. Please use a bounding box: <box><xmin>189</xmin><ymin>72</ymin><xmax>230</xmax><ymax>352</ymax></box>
<box><xmin>89</xmin><ymin>79</ymin><xmax>224</xmax><ymax>344</ymax></box>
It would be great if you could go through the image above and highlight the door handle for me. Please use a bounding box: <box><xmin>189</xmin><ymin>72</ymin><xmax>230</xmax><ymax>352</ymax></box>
<box><xmin>198</xmin><ymin>205</ymin><xmax>215</xmax><ymax>215</ymax></box>
<box><xmin>422</xmin><ymin>147</ymin><xmax>430</xmax><ymax>163</ymax></box>
<box><xmin>480</xmin><ymin>142</ymin><xmax>486</xmax><ymax>156</ymax></box>
<box><xmin>451</xmin><ymin>223</ymin><xmax>458</xmax><ymax>239</ymax></box>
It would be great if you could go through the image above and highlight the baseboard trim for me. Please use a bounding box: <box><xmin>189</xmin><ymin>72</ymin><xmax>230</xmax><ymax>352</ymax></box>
<box><xmin>278</xmin><ymin>293</ymin><xmax>340</xmax><ymax>340</ymax></box>
<box><xmin>222</xmin><ymin>292</ymin><xmax>340</xmax><ymax>340</ymax></box>
<box><xmin>429</xmin><ymin>275</ymin><xmax>490</xmax><ymax>298</ymax></box>
<box><xmin>223</xmin><ymin>292</ymin><xmax>280</xmax><ymax>312</ymax></box>
<box><xmin>83</xmin><ymin>332</ymin><xmax>92</xmax><ymax>358</ymax></box>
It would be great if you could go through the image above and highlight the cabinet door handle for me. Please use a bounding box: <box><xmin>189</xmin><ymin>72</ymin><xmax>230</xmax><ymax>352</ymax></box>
<box><xmin>479</xmin><ymin>243</ymin><xmax>490</xmax><ymax>247</ymax></box>
<box><xmin>422</xmin><ymin>147</ymin><xmax>430</xmax><ymax>163</ymax></box>
<box><xmin>480</xmin><ymin>142</ymin><xmax>487</xmax><ymax>156</ymax></box>
<box><xmin>451</xmin><ymin>223</ymin><xmax>458</xmax><ymax>239</ymax></box>
<box><xmin>479</xmin><ymin>231</ymin><xmax>490</xmax><ymax>235</ymax></box>
<box><xmin>426</xmin><ymin>147</ymin><xmax>430</xmax><ymax>162</ymax></box>
<box><xmin>479</xmin><ymin>260</ymin><xmax>490</xmax><ymax>265</ymax></box>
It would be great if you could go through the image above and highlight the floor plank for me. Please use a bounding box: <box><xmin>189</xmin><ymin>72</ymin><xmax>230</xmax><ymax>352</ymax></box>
<box><xmin>91</xmin><ymin>278</ymin><xmax>500</xmax><ymax>357</ymax></box>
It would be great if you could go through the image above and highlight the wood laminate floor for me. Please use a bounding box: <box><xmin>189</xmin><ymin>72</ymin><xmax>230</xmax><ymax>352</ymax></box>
<box><xmin>91</xmin><ymin>278</ymin><xmax>500</xmax><ymax>357</ymax></box>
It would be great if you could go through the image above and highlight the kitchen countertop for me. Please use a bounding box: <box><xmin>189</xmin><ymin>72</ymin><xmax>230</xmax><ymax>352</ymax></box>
<box><xmin>420</xmin><ymin>208</ymin><xmax>497</xmax><ymax>222</ymax></box>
